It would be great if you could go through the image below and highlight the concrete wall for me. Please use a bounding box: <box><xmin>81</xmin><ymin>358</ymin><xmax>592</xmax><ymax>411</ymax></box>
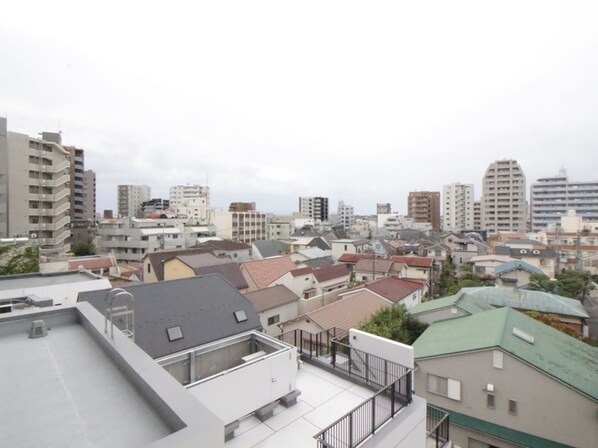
<box><xmin>496</xmin><ymin>268</ymin><xmax>532</xmax><ymax>288</ymax></box>
<box><xmin>299</xmin><ymin>287</ymin><xmax>345</xmax><ymax>314</ymax></box>
<box><xmin>349</xmin><ymin>329</ymin><xmax>414</xmax><ymax>369</ymax></box>
<box><xmin>415</xmin><ymin>349</ymin><xmax>598</xmax><ymax>448</ymax></box>
<box><xmin>188</xmin><ymin>347</ymin><xmax>297</xmax><ymax>425</ymax></box>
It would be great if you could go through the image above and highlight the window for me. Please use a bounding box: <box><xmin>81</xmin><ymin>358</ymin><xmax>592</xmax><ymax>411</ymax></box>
<box><xmin>427</xmin><ymin>373</ymin><xmax>461</xmax><ymax>401</ymax></box>
<box><xmin>267</xmin><ymin>315</ymin><xmax>280</xmax><ymax>326</ymax></box>
<box><xmin>493</xmin><ymin>350</ymin><xmax>503</xmax><ymax>369</ymax></box>
<box><xmin>487</xmin><ymin>393</ymin><xmax>495</xmax><ymax>408</ymax></box>
<box><xmin>508</xmin><ymin>399</ymin><xmax>517</xmax><ymax>415</ymax></box>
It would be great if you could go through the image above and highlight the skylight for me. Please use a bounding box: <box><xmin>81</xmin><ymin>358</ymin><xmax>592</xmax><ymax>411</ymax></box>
<box><xmin>234</xmin><ymin>310</ymin><xmax>248</xmax><ymax>323</ymax></box>
<box><xmin>166</xmin><ymin>326</ymin><xmax>183</xmax><ymax>342</ymax></box>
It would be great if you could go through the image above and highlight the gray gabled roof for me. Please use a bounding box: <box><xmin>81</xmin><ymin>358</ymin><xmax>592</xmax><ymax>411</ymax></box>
<box><xmin>78</xmin><ymin>275</ymin><xmax>261</xmax><ymax>359</ymax></box>
<box><xmin>252</xmin><ymin>240</ymin><xmax>290</xmax><ymax>258</ymax></box>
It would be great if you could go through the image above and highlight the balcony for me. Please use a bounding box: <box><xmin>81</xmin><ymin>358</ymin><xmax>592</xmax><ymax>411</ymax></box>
<box><xmin>426</xmin><ymin>405</ymin><xmax>449</xmax><ymax>447</ymax></box>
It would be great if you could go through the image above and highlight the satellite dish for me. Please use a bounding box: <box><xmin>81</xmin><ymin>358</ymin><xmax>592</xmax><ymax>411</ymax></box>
<box><xmin>30</xmin><ymin>233</ymin><xmax>38</xmax><ymax>239</ymax></box>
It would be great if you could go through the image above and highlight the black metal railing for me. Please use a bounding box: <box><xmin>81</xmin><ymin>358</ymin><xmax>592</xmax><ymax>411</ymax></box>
<box><xmin>278</xmin><ymin>327</ymin><xmax>348</xmax><ymax>358</ymax></box>
<box><xmin>426</xmin><ymin>405</ymin><xmax>449</xmax><ymax>448</ymax></box>
<box><xmin>314</xmin><ymin>371</ymin><xmax>412</xmax><ymax>448</ymax></box>
<box><xmin>278</xmin><ymin>328</ymin><xmax>414</xmax><ymax>448</ymax></box>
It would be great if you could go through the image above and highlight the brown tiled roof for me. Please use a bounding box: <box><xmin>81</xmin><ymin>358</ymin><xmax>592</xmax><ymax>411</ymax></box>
<box><xmin>241</xmin><ymin>256</ymin><xmax>297</xmax><ymax>289</ymax></box>
<box><xmin>365</xmin><ymin>277</ymin><xmax>425</xmax><ymax>303</ymax></box>
<box><xmin>174</xmin><ymin>253</ymin><xmax>232</xmax><ymax>270</ymax></box>
<box><xmin>290</xmin><ymin>267</ymin><xmax>313</xmax><ymax>277</ymax></box>
<box><xmin>338</xmin><ymin>253</ymin><xmax>374</xmax><ymax>263</ymax></box>
<box><xmin>390</xmin><ymin>255</ymin><xmax>434</xmax><ymax>268</ymax></box>
<box><xmin>244</xmin><ymin>285</ymin><xmax>299</xmax><ymax>313</ymax></box>
<box><xmin>354</xmin><ymin>259</ymin><xmax>393</xmax><ymax>273</ymax></box>
<box><xmin>307</xmin><ymin>291</ymin><xmax>389</xmax><ymax>330</ymax></box>
<box><xmin>313</xmin><ymin>264</ymin><xmax>349</xmax><ymax>282</ymax></box>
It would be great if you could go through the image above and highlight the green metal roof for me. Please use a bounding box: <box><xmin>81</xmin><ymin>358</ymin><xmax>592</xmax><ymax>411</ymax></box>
<box><xmin>409</xmin><ymin>287</ymin><xmax>589</xmax><ymax>318</ymax></box>
<box><xmin>414</xmin><ymin>307</ymin><xmax>598</xmax><ymax>400</ymax></box>
<box><xmin>447</xmin><ymin>409</ymin><xmax>574</xmax><ymax>448</ymax></box>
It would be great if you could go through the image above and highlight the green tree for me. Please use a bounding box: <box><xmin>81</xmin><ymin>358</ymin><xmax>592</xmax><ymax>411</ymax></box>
<box><xmin>359</xmin><ymin>304</ymin><xmax>428</xmax><ymax>345</ymax></box>
<box><xmin>71</xmin><ymin>242</ymin><xmax>96</xmax><ymax>257</ymax></box>
<box><xmin>0</xmin><ymin>245</ymin><xmax>39</xmax><ymax>275</ymax></box>
<box><xmin>527</xmin><ymin>273</ymin><xmax>557</xmax><ymax>293</ymax></box>
<box><xmin>527</xmin><ymin>270</ymin><xmax>594</xmax><ymax>301</ymax></box>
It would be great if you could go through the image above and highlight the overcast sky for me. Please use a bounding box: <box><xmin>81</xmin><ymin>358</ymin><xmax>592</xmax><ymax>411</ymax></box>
<box><xmin>2</xmin><ymin>1</ymin><xmax>597</xmax><ymax>216</ymax></box>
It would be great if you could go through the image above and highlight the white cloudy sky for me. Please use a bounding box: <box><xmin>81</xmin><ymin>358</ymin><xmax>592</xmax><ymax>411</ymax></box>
<box><xmin>1</xmin><ymin>1</ymin><xmax>597</xmax><ymax>215</ymax></box>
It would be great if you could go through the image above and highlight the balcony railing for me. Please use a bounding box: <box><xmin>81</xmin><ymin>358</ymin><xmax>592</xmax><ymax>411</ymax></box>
<box><xmin>426</xmin><ymin>405</ymin><xmax>449</xmax><ymax>448</ymax></box>
<box><xmin>278</xmin><ymin>328</ymin><xmax>413</xmax><ymax>448</ymax></box>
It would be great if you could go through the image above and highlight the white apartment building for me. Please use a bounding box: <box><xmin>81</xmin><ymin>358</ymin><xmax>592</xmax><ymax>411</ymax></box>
<box><xmin>267</xmin><ymin>215</ymin><xmax>294</xmax><ymax>240</ymax></box>
<box><xmin>481</xmin><ymin>159</ymin><xmax>527</xmax><ymax>233</ymax></box>
<box><xmin>174</xmin><ymin>197</ymin><xmax>209</xmax><ymax>224</ymax></box>
<box><xmin>97</xmin><ymin>217</ymin><xmax>208</xmax><ymax>262</ymax></box>
<box><xmin>211</xmin><ymin>210</ymin><xmax>268</xmax><ymax>244</ymax></box>
<box><xmin>117</xmin><ymin>184</ymin><xmax>150</xmax><ymax>218</ymax></box>
<box><xmin>443</xmin><ymin>183</ymin><xmax>474</xmax><ymax>232</ymax></box>
<box><xmin>530</xmin><ymin>169</ymin><xmax>598</xmax><ymax>232</ymax></box>
<box><xmin>337</xmin><ymin>200</ymin><xmax>355</xmax><ymax>231</ymax></box>
<box><xmin>1</xmin><ymin>120</ymin><xmax>72</xmax><ymax>256</ymax></box>
<box><xmin>169</xmin><ymin>184</ymin><xmax>210</xmax><ymax>208</ymax></box>
<box><xmin>377</xmin><ymin>213</ymin><xmax>432</xmax><ymax>235</ymax></box>
<box><xmin>299</xmin><ymin>196</ymin><xmax>329</xmax><ymax>222</ymax></box>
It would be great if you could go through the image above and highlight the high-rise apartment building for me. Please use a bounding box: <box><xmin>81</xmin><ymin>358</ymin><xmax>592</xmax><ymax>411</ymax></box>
<box><xmin>0</xmin><ymin>120</ymin><xmax>72</xmax><ymax>256</ymax></box>
<box><xmin>443</xmin><ymin>183</ymin><xmax>474</xmax><ymax>232</ymax></box>
<box><xmin>407</xmin><ymin>191</ymin><xmax>440</xmax><ymax>231</ymax></box>
<box><xmin>481</xmin><ymin>159</ymin><xmax>526</xmax><ymax>233</ymax></box>
<box><xmin>84</xmin><ymin>170</ymin><xmax>96</xmax><ymax>220</ymax></box>
<box><xmin>299</xmin><ymin>196</ymin><xmax>329</xmax><ymax>222</ymax></box>
<box><xmin>211</xmin><ymin>211</ymin><xmax>267</xmax><ymax>244</ymax></box>
<box><xmin>473</xmin><ymin>201</ymin><xmax>481</xmax><ymax>231</ymax></box>
<box><xmin>169</xmin><ymin>185</ymin><xmax>210</xmax><ymax>209</ymax></box>
<box><xmin>66</xmin><ymin>145</ymin><xmax>86</xmax><ymax>220</ymax></box>
<box><xmin>530</xmin><ymin>169</ymin><xmax>598</xmax><ymax>232</ymax></box>
<box><xmin>118</xmin><ymin>185</ymin><xmax>151</xmax><ymax>218</ymax></box>
<box><xmin>337</xmin><ymin>200</ymin><xmax>355</xmax><ymax>231</ymax></box>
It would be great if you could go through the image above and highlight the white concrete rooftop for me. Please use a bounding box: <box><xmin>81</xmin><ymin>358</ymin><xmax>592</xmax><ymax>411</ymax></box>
<box><xmin>226</xmin><ymin>361</ymin><xmax>383</xmax><ymax>448</ymax></box>
<box><xmin>0</xmin><ymin>318</ymin><xmax>171</xmax><ymax>447</ymax></box>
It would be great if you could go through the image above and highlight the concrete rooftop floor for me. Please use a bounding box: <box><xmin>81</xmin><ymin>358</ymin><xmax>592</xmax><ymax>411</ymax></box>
<box><xmin>0</xmin><ymin>322</ymin><xmax>172</xmax><ymax>448</ymax></box>
<box><xmin>225</xmin><ymin>361</ymin><xmax>386</xmax><ymax>448</ymax></box>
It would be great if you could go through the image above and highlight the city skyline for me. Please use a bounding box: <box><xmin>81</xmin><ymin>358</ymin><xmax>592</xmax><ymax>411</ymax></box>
<box><xmin>2</xmin><ymin>1</ymin><xmax>597</xmax><ymax>215</ymax></box>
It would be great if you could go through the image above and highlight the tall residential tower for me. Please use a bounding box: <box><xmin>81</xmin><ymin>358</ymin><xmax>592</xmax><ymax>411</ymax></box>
<box><xmin>407</xmin><ymin>191</ymin><xmax>440</xmax><ymax>231</ymax></box>
<box><xmin>443</xmin><ymin>183</ymin><xmax>474</xmax><ymax>232</ymax></box>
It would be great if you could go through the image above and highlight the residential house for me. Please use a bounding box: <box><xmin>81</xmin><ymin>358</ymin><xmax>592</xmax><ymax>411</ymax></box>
<box><xmin>244</xmin><ymin>285</ymin><xmax>299</xmax><ymax>336</ymax></box>
<box><xmin>343</xmin><ymin>276</ymin><xmax>426</xmax><ymax>310</ymax></box>
<box><xmin>163</xmin><ymin>253</ymin><xmax>248</xmax><ymax>292</ymax></box>
<box><xmin>202</xmin><ymin>240</ymin><xmax>253</xmax><ymax>262</ymax></box>
<box><xmin>240</xmin><ymin>255</ymin><xmax>297</xmax><ymax>291</ymax></box>
<box><xmin>414</xmin><ymin>307</ymin><xmax>597</xmax><ymax>448</ymax></box>
<box><xmin>426</xmin><ymin>243</ymin><xmax>450</xmax><ymax>262</ymax></box>
<box><xmin>330</xmin><ymin>239</ymin><xmax>371</xmax><ymax>261</ymax></box>
<box><xmin>494</xmin><ymin>246</ymin><xmax>556</xmax><ymax>278</ymax></box>
<box><xmin>338</xmin><ymin>252</ymin><xmax>375</xmax><ymax>273</ymax></box>
<box><xmin>290</xmin><ymin>247</ymin><xmax>333</xmax><ymax>268</ymax></box>
<box><xmin>391</xmin><ymin>256</ymin><xmax>436</xmax><ymax>295</ymax></box>
<box><xmin>273</xmin><ymin>264</ymin><xmax>350</xmax><ymax>299</ymax></box>
<box><xmin>409</xmin><ymin>287</ymin><xmax>589</xmax><ymax>337</ymax></box>
<box><xmin>469</xmin><ymin>254</ymin><xmax>515</xmax><ymax>277</ymax></box>
<box><xmin>284</xmin><ymin>235</ymin><xmax>330</xmax><ymax>252</ymax></box>
<box><xmin>495</xmin><ymin>260</ymin><xmax>544</xmax><ymax>289</ymax></box>
<box><xmin>353</xmin><ymin>258</ymin><xmax>406</xmax><ymax>282</ymax></box>
<box><xmin>142</xmin><ymin>247</ymin><xmax>214</xmax><ymax>283</ymax></box>
<box><xmin>279</xmin><ymin>291</ymin><xmax>389</xmax><ymax>334</ymax></box>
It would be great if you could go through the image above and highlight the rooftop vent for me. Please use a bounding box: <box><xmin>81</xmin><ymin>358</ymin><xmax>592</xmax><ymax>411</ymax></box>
<box><xmin>29</xmin><ymin>320</ymin><xmax>48</xmax><ymax>339</ymax></box>
<box><xmin>513</xmin><ymin>327</ymin><xmax>534</xmax><ymax>344</ymax></box>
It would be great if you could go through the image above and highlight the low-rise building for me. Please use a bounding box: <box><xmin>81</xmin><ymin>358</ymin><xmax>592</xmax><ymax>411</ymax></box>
<box><xmin>414</xmin><ymin>307</ymin><xmax>597</xmax><ymax>448</ymax></box>
<box><xmin>330</xmin><ymin>239</ymin><xmax>371</xmax><ymax>260</ymax></box>
<box><xmin>244</xmin><ymin>285</ymin><xmax>300</xmax><ymax>336</ymax></box>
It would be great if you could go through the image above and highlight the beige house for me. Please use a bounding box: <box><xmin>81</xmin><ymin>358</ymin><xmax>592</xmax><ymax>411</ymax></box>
<box><xmin>244</xmin><ymin>285</ymin><xmax>299</xmax><ymax>336</ymax></box>
<box><xmin>414</xmin><ymin>307</ymin><xmax>597</xmax><ymax>448</ymax></box>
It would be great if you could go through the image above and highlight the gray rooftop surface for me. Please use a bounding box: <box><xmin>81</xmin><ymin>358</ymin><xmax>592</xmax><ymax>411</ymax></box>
<box><xmin>0</xmin><ymin>270</ymin><xmax>103</xmax><ymax>288</ymax></box>
<box><xmin>0</xmin><ymin>312</ymin><xmax>171</xmax><ymax>447</ymax></box>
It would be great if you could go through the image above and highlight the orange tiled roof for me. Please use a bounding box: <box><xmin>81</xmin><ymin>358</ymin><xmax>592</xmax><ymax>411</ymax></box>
<box><xmin>241</xmin><ymin>256</ymin><xmax>297</xmax><ymax>289</ymax></box>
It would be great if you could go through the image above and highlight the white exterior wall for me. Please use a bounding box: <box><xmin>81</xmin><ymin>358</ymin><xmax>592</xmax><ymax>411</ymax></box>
<box><xmin>443</xmin><ymin>183</ymin><xmax>474</xmax><ymax>232</ymax></box>
<box><xmin>349</xmin><ymin>329</ymin><xmax>414</xmax><ymax>369</ymax></box>
<box><xmin>259</xmin><ymin>301</ymin><xmax>299</xmax><ymax>336</ymax></box>
<box><xmin>188</xmin><ymin>348</ymin><xmax>297</xmax><ymax>424</ymax></box>
<box><xmin>169</xmin><ymin>185</ymin><xmax>210</xmax><ymax>209</ymax></box>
